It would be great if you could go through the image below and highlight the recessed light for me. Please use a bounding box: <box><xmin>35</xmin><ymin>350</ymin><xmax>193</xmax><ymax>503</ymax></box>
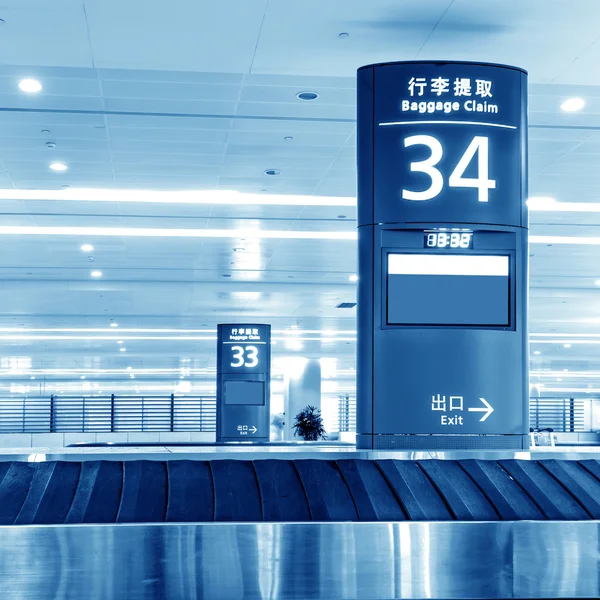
<box><xmin>338</xmin><ymin>32</ymin><xmax>350</xmax><ymax>38</ymax></box>
<box><xmin>49</xmin><ymin>162</ymin><xmax>68</xmax><ymax>172</ymax></box>
<box><xmin>284</xmin><ymin>136</ymin><xmax>293</xmax><ymax>141</ymax></box>
<box><xmin>120</xmin><ymin>347</ymin><xmax>126</xmax><ymax>352</ymax></box>
<box><xmin>18</xmin><ymin>78</ymin><xmax>42</xmax><ymax>93</ymax></box>
<box><xmin>564</xmin><ymin>343</ymin><xmax>572</xmax><ymax>348</ymax></box>
<box><xmin>264</xmin><ymin>169</ymin><xmax>282</xmax><ymax>176</ymax></box>
<box><xmin>80</xmin><ymin>244</ymin><xmax>94</xmax><ymax>252</ymax></box>
<box><xmin>30</xmin><ymin>376</ymin><xmax>35</xmax><ymax>380</ymax></box>
<box><xmin>90</xmin><ymin>270</ymin><xmax>102</xmax><ymax>278</ymax></box>
<box><xmin>45</xmin><ymin>142</ymin><xmax>56</xmax><ymax>149</ymax></box>
<box><xmin>297</xmin><ymin>91</ymin><xmax>319</xmax><ymax>101</ymax></box>
<box><xmin>117</xmin><ymin>340</ymin><xmax>123</xmax><ymax>344</ymax></box>
<box><xmin>80</xmin><ymin>375</ymin><xmax>86</xmax><ymax>380</ymax></box>
<box><xmin>533</xmin><ymin>351</ymin><xmax>541</xmax><ymax>355</ymax></box>
<box><xmin>560</xmin><ymin>97</ymin><xmax>585</xmax><ymax>112</ymax></box>
<box><xmin>110</xmin><ymin>322</ymin><xmax>118</xmax><ymax>328</ymax></box>
<box><xmin>349</xmin><ymin>274</ymin><xmax>359</xmax><ymax>282</ymax></box>
<box><xmin>126</xmin><ymin>366</ymin><xmax>132</xmax><ymax>371</ymax></box>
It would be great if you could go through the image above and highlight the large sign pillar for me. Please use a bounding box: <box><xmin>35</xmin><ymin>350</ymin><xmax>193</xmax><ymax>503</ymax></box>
<box><xmin>216</xmin><ymin>324</ymin><xmax>271</xmax><ymax>443</ymax></box>
<box><xmin>357</xmin><ymin>61</ymin><xmax>529</xmax><ymax>450</ymax></box>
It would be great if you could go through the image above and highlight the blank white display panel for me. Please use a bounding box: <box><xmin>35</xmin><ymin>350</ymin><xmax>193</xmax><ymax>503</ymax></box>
<box><xmin>387</xmin><ymin>254</ymin><xmax>510</xmax><ymax>326</ymax></box>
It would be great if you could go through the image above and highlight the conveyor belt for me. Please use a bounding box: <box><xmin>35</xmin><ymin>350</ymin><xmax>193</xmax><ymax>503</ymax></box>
<box><xmin>2</xmin><ymin>458</ymin><xmax>600</xmax><ymax>524</ymax></box>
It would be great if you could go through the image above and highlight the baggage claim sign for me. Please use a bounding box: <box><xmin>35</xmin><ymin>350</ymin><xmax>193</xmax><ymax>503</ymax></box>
<box><xmin>372</xmin><ymin>62</ymin><xmax>525</xmax><ymax>227</ymax></box>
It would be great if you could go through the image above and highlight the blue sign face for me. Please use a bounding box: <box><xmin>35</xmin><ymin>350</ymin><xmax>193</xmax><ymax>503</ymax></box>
<box><xmin>218</xmin><ymin>324</ymin><xmax>270</xmax><ymax>375</ymax></box>
<box><xmin>372</xmin><ymin>62</ymin><xmax>526</xmax><ymax>227</ymax></box>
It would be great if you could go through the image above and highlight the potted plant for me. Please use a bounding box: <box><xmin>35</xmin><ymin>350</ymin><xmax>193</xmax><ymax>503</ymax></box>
<box><xmin>292</xmin><ymin>405</ymin><xmax>327</xmax><ymax>441</ymax></box>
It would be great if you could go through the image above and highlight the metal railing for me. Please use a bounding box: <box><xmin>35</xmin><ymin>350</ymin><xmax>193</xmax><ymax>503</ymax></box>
<box><xmin>0</xmin><ymin>394</ymin><xmax>591</xmax><ymax>436</ymax></box>
<box><xmin>529</xmin><ymin>397</ymin><xmax>587</xmax><ymax>432</ymax></box>
<box><xmin>337</xmin><ymin>395</ymin><xmax>357</xmax><ymax>433</ymax></box>
<box><xmin>0</xmin><ymin>395</ymin><xmax>217</xmax><ymax>433</ymax></box>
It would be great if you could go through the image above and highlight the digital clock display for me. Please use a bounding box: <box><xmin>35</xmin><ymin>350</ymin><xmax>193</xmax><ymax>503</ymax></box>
<box><xmin>424</xmin><ymin>231</ymin><xmax>473</xmax><ymax>249</ymax></box>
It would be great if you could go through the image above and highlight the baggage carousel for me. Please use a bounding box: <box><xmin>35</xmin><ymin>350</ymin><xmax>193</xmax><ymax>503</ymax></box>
<box><xmin>0</xmin><ymin>451</ymin><xmax>598</xmax><ymax>598</ymax></box>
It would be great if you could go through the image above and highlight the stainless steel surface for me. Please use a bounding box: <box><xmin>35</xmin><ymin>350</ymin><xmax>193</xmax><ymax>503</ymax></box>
<box><xmin>514</xmin><ymin>522</ymin><xmax>600</xmax><ymax>599</ymax></box>
<box><xmin>6</xmin><ymin>447</ymin><xmax>600</xmax><ymax>462</ymax></box>
<box><xmin>0</xmin><ymin>521</ymin><xmax>596</xmax><ymax>599</ymax></box>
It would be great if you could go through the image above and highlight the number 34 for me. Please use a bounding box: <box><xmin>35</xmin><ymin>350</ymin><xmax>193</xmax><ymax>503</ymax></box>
<box><xmin>402</xmin><ymin>135</ymin><xmax>496</xmax><ymax>203</ymax></box>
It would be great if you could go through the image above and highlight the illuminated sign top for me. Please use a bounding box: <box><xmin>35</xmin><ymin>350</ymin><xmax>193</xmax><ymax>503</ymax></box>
<box><xmin>217</xmin><ymin>324</ymin><xmax>271</xmax><ymax>375</ymax></box>
<box><xmin>359</xmin><ymin>61</ymin><xmax>527</xmax><ymax>228</ymax></box>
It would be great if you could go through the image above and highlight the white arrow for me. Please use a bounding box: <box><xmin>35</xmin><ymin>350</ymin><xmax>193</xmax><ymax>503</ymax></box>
<box><xmin>250</xmin><ymin>426</ymin><xmax>257</xmax><ymax>434</ymax></box>
<box><xmin>468</xmin><ymin>398</ymin><xmax>494</xmax><ymax>422</ymax></box>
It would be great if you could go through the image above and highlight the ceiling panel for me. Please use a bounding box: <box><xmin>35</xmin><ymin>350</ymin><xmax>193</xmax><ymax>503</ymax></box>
<box><xmin>0</xmin><ymin>0</ymin><xmax>597</xmax><ymax>393</ymax></box>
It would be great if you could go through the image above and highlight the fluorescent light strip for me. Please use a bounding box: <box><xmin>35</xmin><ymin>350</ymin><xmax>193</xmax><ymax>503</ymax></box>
<box><xmin>529</xmin><ymin>200</ymin><xmax>600</xmax><ymax>213</ymax></box>
<box><xmin>0</xmin><ymin>335</ymin><xmax>357</xmax><ymax>342</ymax></box>
<box><xmin>530</xmin><ymin>339</ymin><xmax>600</xmax><ymax>344</ymax></box>
<box><xmin>530</xmin><ymin>236</ymin><xmax>600</xmax><ymax>245</ymax></box>
<box><xmin>0</xmin><ymin>327</ymin><xmax>358</xmax><ymax>335</ymax></box>
<box><xmin>0</xmin><ymin>188</ymin><xmax>356</xmax><ymax>207</ymax></box>
<box><xmin>0</xmin><ymin>227</ymin><xmax>595</xmax><ymax>246</ymax></box>
<box><xmin>532</xmin><ymin>371</ymin><xmax>600</xmax><ymax>378</ymax></box>
<box><xmin>388</xmin><ymin>254</ymin><xmax>509</xmax><ymax>276</ymax></box>
<box><xmin>540</xmin><ymin>388</ymin><xmax>600</xmax><ymax>394</ymax></box>
<box><xmin>0</xmin><ymin>226</ymin><xmax>357</xmax><ymax>241</ymax></box>
<box><xmin>531</xmin><ymin>333</ymin><xmax>600</xmax><ymax>338</ymax></box>
<box><xmin>2</xmin><ymin>187</ymin><xmax>600</xmax><ymax>215</ymax></box>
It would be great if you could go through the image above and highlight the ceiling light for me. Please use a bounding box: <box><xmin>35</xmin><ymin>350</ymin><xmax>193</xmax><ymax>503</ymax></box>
<box><xmin>80</xmin><ymin>376</ymin><xmax>85</xmax><ymax>380</ymax></box>
<box><xmin>338</xmin><ymin>32</ymin><xmax>350</xmax><ymax>38</ymax></box>
<box><xmin>90</xmin><ymin>270</ymin><xmax>102</xmax><ymax>278</ymax></box>
<box><xmin>564</xmin><ymin>343</ymin><xmax>572</xmax><ymax>348</ymax></box>
<box><xmin>530</xmin><ymin>236</ymin><xmax>600</xmax><ymax>246</ymax></box>
<box><xmin>533</xmin><ymin>351</ymin><xmax>541</xmax><ymax>355</ymax></box>
<box><xmin>117</xmin><ymin>340</ymin><xmax>123</xmax><ymax>344</ymax></box>
<box><xmin>264</xmin><ymin>169</ymin><xmax>282</xmax><ymax>176</ymax></box>
<box><xmin>49</xmin><ymin>162</ymin><xmax>68</xmax><ymax>172</ymax></box>
<box><xmin>80</xmin><ymin>244</ymin><xmax>94</xmax><ymax>252</ymax></box>
<box><xmin>526</xmin><ymin>196</ymin><xmax>557</xmax><ymax>210</ymax></box>
<box><xmin>0</xmin><ymin>226</ymin><xmax>357</xmax><ymax>240</ymax></box>
<box><xmin>296</xmin><ymin>91</ymin><xmax>319</xmax><ymax>101</ymax></box>
<box><xmin>110</xmin><ymin>322</ymin><xmax>118</xmax><ymax>327</ymax></box>
<box><xmin>120</xmin><ymin>347</ymin><xmax>126</xmax><ymax>352</ymax></box>
<box><xmin>0</xmin><ymin>189</ymin><xmax>358</xmax><ymax>207</ymax></box>
<box><xmin>18</xmin><ymin>78</ymin><xmax>42</xmax><ymax>93</ymax></box>
<box><xmin>126</xmin><ymin>366</ymin><xmax>132</xmax><ymax>371</ymax></box>
<box><xmin>349</xmin><ymin>274</ymin><xmax>359</xmax><ymax>282</ymax></box>
<box><xmin>560</xmin><ymin>97</ymin><xmax>585</xmax><ymax>112</ymax></box>
<box><xmin>284</xmin><ymin>136</ymin><xmax>293</xmax><ymax>141</ymax></box>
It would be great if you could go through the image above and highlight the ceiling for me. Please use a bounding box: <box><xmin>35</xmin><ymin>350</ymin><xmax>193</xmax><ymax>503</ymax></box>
<box><xmin>0</xmin><ymin>0</ymin><xmax>599</xmax><ymax>397</ymax></box>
